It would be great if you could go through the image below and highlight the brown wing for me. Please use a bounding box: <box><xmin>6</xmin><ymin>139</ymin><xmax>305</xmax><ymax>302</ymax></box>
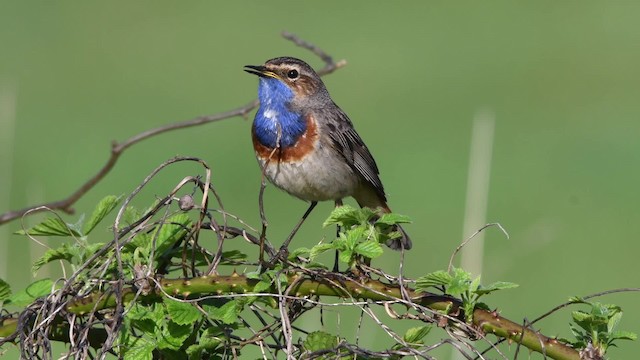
<box><xmin>321</xmin><ymin>105</ymin><xmax>387</xmax><ymax>202</ymax></box>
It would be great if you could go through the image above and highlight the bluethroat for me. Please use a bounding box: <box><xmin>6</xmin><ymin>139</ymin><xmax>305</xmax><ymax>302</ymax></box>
<box><xmin>245</xmin><ymin>57</ymin><xmax>411</xmax><ymax>251</ymax></box>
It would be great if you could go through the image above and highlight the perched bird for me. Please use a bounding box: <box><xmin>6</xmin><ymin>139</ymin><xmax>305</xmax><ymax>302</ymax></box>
<box><xmin>244</xmin><ymin>57</ymin><xmax>411</xmax><ymax>250</ymax></box>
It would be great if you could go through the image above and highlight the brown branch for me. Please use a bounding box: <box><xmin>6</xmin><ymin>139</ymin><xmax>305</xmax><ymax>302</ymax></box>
<box><xmin>0</xmin><ymin>32</ymin><xmax>346</xmax><ymax>226</ymax></box>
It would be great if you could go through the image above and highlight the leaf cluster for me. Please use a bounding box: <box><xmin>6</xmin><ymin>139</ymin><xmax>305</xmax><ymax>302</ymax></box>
<box><xmin>416</xmin><ymin>267</ymin><xmax>518</xmax><ymax>322</ymax></box>
<box><xmin>561</xmin><ymin>298</ymin><xmax>637</xmax><ymax>357</ymax></box>
<box><xmin>290</xmin><ymin>205</ymin><xmax>410</xmax><ymax>269</ymax></box>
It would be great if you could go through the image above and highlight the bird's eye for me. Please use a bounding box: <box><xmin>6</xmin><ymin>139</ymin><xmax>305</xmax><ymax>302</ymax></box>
<box><xmin>287</xmin><ymin>69</ymin><xmax>299</xmax><ymax>79</ymax></box>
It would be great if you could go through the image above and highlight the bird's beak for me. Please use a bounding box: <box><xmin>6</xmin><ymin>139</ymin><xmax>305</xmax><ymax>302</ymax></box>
<box><xmin>244</xmin><ymin>65</ymin><xmax>279</xmax><ymax>79</ymax></box>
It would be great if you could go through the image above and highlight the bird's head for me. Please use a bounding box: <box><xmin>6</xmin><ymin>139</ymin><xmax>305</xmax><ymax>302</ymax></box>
<box><xmin>244</xmin><ymin>57</ymin><xmax>329</xmax><ymax>107</ymax></box>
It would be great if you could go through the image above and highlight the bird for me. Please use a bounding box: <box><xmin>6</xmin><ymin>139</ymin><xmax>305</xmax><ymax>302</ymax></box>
<box><xmin>244</xmin><ymin>57</ymin><xmax>411</xmax><ymax>251</ymax></box>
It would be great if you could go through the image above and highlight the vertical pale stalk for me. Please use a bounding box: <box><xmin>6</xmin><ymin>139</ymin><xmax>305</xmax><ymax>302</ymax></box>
<box><xmin>0</xmin><ymin>86</ymin><xmax>16</xmax><ymax>280</ymax></box>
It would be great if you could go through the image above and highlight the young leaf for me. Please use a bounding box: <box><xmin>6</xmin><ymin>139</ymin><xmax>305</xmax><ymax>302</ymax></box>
<box><xmin>31</xmin><ymin>243</ymin><xmax>79</xmax><ymax>275</ymax></box>
<box><xmin>607</xmin><ymin>309</ymin><xmax>622</xmax><ymax>334</ymax></box>
<box><xmin>153</xmin><ymin>214</ymin><xmax>191</xmax><ymax>257</ymax></box>
<box><xmin>253</xmin><ymin>280</ymin><xmax>273</xmax><ymax>294</ymax></box>
<box><xmin>123</xmin><ymin>337</ymin><xmax>155</xmax><ymax>360</ymax></box>
<box><xmin>310</xmin><ymin>243</ymin><xmax>335</xmax><ymax>260</ymax></box>
<box><xmin>354</xmin><ymin>241</ymin><xmax>383</xmax><ymax>259</ymax></box>
<box><xmin>572</xmin><ymin>310</ymin><xmax>590</xmax><ymax>323</ymax></box>
<box><xmin>303</xmin><ymin>331</ymin><xmax>338</xmax><ymax>352</ymax></box>
<box><xmin>415</xmin><ymin>270</ymin><xmax>452</xmax><ymax>291</ymax></box>
<box><xmin>122</xmin><ymin>205</ymin><xmax>142</xmax><ymax>226</ymax></box>
<box><xmin>165</xmin><ymin>298</ymin><xmax>202</xmax><ymax>325</ymax></box>
<box><xmin>187</xmin><ymin>327</ymin><xmax>222</xmax><ymax>359</ymax></box>
<box><xmin>322</xmin><ymin>205</ymin><xmax>359</xmax><ymax>227</ymax></box>
<box><xmin>158</xmin><ymin>321</ymin><xmax>192</xmax><ymax>350</ymax></box>
<box><xmin>338</xmin><ymin>249</ymin><xmax>353</xmax><ymax>264</ymax></box>
<box><xmin>83</xmin><ymin>195</ymin><xmax>122</xmax><ymax>234</ymax></box>
<box><xmin>288</xmin><ymin>247</ymin><xmax>311</xmax><ymax>260</ymax></box>
<box><xmin>219</xmin><ymin>250</ymin><xmax>247</xmax><ymax>264</ymax></box>
<box><xmin>6</xmin><ymin>279</ymin><xmax>54</xmax><ymax>306</ymax></box>
<box><xmin>610</xmin><ymin>331</ymin><xmax>637</xmax><ymax>341</ymax></box>
<box><xmin>207</xmin><ymin>300</ymin><xmax>241</xmax><ymax>325</ymax></box>
<box><xmin>0</xmin><ymin>278</ymin><xmax>11</xmax><ymax>302</ymax></box>
<box><xmin>403</xmin><ymin>326</ymin><xmax>431</xmax><ymax>344</ymax></box>
<box><xmin>127</xmin><ymin>303</ymin><xmax>164</xmax><ymax>323</ymax></box>
<box><xmin>376</xmin><ymin>213</ymin><xmax>411</xmax><ymax>225</ymax></box>
<box><xmin>446</xmin><ymin>268</ymin><xmax>472</xmax><ymax>297</ymax></box>
<box><xmin>474</xmin><ymin>281</ymin><xmax>519</xmax><ymax>296</ymax></box>
<box><xmin>345</xmin><ymin>225</ymin><xmax>367</xmax><ymax>248</ymax></box>
<box><xmin>469</xmin><ymin>275</ymin><xmax>481</xmax><ymax>293</ymax></box>
<box><xmin>15</xmin><ymin>217</ymin><xmax>81</xmax><ymax>237</ymax></box>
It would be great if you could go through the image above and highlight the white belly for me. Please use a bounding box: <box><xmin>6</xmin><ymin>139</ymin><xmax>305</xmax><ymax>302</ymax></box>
<box><xmin>257</xmin><ymin>145</ymin><xmax>359</xmax><ymax>202</ymax></box>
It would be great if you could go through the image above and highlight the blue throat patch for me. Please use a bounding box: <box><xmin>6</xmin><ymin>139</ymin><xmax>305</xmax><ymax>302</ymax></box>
<box><xmin>253</xmin><ymin>77</ymin><xmax>306</xmax><ymax>148</ymax></box>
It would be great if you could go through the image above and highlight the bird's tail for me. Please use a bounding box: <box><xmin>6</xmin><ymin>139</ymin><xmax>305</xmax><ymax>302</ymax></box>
<box><xmin>385</xmin><ymin>223</ymin><xmax>412</xmax><ymax>251</ymax></box>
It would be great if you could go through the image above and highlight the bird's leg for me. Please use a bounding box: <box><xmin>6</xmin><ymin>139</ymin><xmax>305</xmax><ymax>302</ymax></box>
<box><xmin>258</xmin><ymin>176</ymin><xmax>269</xmax><ymax>268</ymax></box>
<box><xmin>332</xmin><ymin>199</ymin><xmax>343</xmax><ymax>272</ymax></box>
<box><xmin>271</xmin><ymin>201</ymin><xmax>318</xmax><ymax>265</ymax></box>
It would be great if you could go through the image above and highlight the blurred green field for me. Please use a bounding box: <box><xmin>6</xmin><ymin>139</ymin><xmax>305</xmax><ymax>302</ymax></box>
<box><xmin>1</xmin><ymin>2</ymin><xmax>639</xmax><ymax>358</ymax></box>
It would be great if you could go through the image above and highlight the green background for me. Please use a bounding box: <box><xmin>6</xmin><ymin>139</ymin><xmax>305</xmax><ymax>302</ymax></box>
<box><xmin>1</xmin><ymin>2</ymin><xmax>639</xmax><ymax>358</ymax></box>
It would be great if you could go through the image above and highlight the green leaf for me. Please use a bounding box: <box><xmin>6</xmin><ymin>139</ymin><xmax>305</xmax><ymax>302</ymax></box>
<box><xmin>31</xmin><ymin>243</ymin><xmax>79</xmax><ymax>275</ymax></box>
<box><xmin>127</xmin><ymin>303</ymin><xmax>164</xmax><ymax>322</ymax></box>
<box><xmin>355</xmin><ymin>207</ymin><xmax>377</xmax><ymax>223</ymax></box>
<box><xmin>122</xmin><ymin>205</ymin><xmax>143</xmax><ymax>225</ymax></box>
<box><xmin>123</xmin><ymin>337</ymin><xmax>155</xmax><ymax>360</ymax></box>
<box><xmin>83</xmin><ymin>195</ymin><xmax>122</xmax><ymax>234</ymax></box>
<box><xmin>153</xmin><ymin>214</ymin><xmax>191</xmax><ymax>257</ymax></box>
<box><xmin>323</xmin><ymin>205</ymin><xmax>359</xmax><ymax>227</ymax></box>
<box><xmin>288</xmin><ymin>247</ymin><xmax>311</xmax><ymax>260</ymax></box>
<box><xmin>6</xmin><ymin>279</ymin><xmax>54</xmax><ymax>306</ymax></box>
<box><xmin>572</xmin><ymin>310</ymin><xmax>590</xmax><ymax>323</ymax></box>
<box><xmin>415</xmin><ymin>270</ymin><xmax>452</xmax><ymax>291</ymax></box>
<box><xmin>310</xmin><ymin>243</ymin><xmax>335</xmax><ymax>260</ymax></box>
<box><xmin>446</xmin><ymin>268</ymin><xmax>472</xmax><ymax>297</ymax></box>
<box><xmin>469</xmin><ymin>276</ymin><xmax>481</xmax><ymax>293</ymax></box>
<box><xmin>338</xmin><ymin>249</ymin><xmax>353</xmax><ymax>264</ymax></box>
<box><xmin>220</xmin><ymin>250</ymin><xmax>247</xmax><ymax>264</ymax></box>
<box><xmin>474</xmin><ymin>281</ymin><xmax>519</xmax><ymax>296</ymax></box>
<box><xmin>303</xmin><ymin>331</ymin><xmax>338</xmax><ymax>352</ymax></box>
<box><xmin>186</xmin><ymin>327</ymin><xmax>222</xmax><ymax>359</ymax></box>
<box><xmin>207</xmin><ymin>300</ymin><xmax>240</xmax><ymax>325</ymax></box>
<box><xmin>403</xmin><ymin>326</ymin><xmax>431</xmax><ymax>344</ymax></box>
<box><xmin>126</xmin><ymin>304</ymin><xmax>163</xmax><ymax>335</ymax></box>
<box><xmin>305</xmin><ymin>261</ymin><xmax>329</xmax><ymax>270</ymax></box>
<box><xmin>158</xmin><ymin>321</ymin><xmax>192</xmax><ymax>350</ymax></box>
<box><xmin>568</xmin><ymin>296</ymin><xmax>586</xmax><ymax>304</ymax></box>
<box><xmin>354</xmin><ymin>241</ymin><xmax>383</xmax><ymax>259</ymax></box>
<box><xmin>165</xmin><ymin>298</ymin><xmax>202</xmax><ymax>325</ymax></box>
<box><xmin>0</xmin><ymin>278</ymin><xmax>11</xmax><ymax>302</ymax></box>
<box><xmin>345</xmin><ymin>225</ymin><xmax>367</xmax><ymax>248</ymax></box>
<box><xmin>610</xmin><ymin>331</ymin><xmax>637</xmax><ymax>341</ymax></box>
<box><xmin>376</xmin><ymin>213</ymin><xmax>411</xmax><ymax>225</ymax></box>
<box><xmin>607</xmin><ymin>309</ymin><xmax>623</xmax><ymax>334</ymax></box>
<box><xmin>332</xmin><ymin>234</ymin><xmax>347</xmax><ymax>250</ymax></box>
<box><xmin>253</xmin><ymin>280</ymin><xmax>272</xmax><ymax>293</ymax></box>
<box><xmin>15</xmin><ymin>217</ymin><xmax>81</xmax><ymax>237</ymax></box>
<box><xmin>130</xmin><ymin>318</ymin><xmax>157</xmax><ymax>335</ymax></box>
